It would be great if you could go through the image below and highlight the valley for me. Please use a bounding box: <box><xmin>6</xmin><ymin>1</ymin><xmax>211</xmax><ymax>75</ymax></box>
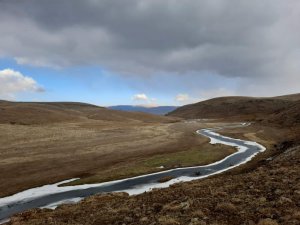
<box><xmin>0</xmin><ymin>93</ymin><xmax>299</xmax><ymax>225</ymax></box>
<box><xmin>0</xmin><ymin>101</ymin><xmax>233</xmax><ymax>198</ymax></box>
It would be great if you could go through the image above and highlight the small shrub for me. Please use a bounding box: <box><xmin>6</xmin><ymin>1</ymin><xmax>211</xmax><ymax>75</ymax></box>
<box><xmin>215</xmin><ymin>202</ymin><xmax>237</xmax><ymax>214</ymax></box>
<box><xmin>257</xmin><ymin>218</ymin><xmax>279</xmax><ymax>225</ymax></box>
<box><xmin>158</xmin><ymin>216</ymin><xmax>180</xmax><ymax>225</ymax></box>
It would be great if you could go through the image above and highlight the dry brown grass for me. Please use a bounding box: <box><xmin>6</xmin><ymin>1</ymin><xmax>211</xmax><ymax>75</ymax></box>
<box><xmin>168</xmin><ymin>93</ymin><xmax>300</xmax><ymax>128</ymax></box>
<box><xmin>0</xmin><ymin>117</ymin><xmax>235</xmax><ymax>197</ymax></box>
<box><xmin>9</xmin><ymin>144</ymin><xmax>300</xmax><ymax>225</ymax></box>
<box><xmin>257</xmin><ymin>218</ymin><xmax>279</xmax><ymax>225</ymax></box>
<box><xmin>215</xmin><ymin>202</ymin><xmax>237</xmax><ymax>215</ymax></box>
<box><xmin>158</xmin><ymin>216</ymin><xmax>180</xmax><ymax>225</ymax></box>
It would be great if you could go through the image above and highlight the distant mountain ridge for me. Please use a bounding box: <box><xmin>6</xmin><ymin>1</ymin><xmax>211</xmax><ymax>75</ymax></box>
<box><xmin>108</xmin><ymin>105</ymin><xmax>178</xmax><ymax>115</ymax></box>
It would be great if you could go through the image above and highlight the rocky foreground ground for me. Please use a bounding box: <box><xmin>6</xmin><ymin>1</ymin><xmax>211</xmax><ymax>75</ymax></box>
<box><xmin>8</xmin><ymin>140</ymin><xmax>300</xmax><ymax>225</ymax></box>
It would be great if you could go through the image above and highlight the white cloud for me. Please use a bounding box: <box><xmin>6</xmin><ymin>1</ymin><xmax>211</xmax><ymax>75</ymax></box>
<box><xmin>0</xmin><ymin>68</ymin><xmax>44</xmax><ymax>100</ymax></box>
<box><xmin>175</xmin><ymin>93</ymin><xmax>190</xmax><ymax>102</ymax></box>
<box><xmin>132</xmin><ymin>94</ymin><xmax>159</xmax><ymax>106</ymax></box>
<box><xmin>132</xmin><ymin>93</ymin><xmax>148</xmax><ymax>101</ymax></box>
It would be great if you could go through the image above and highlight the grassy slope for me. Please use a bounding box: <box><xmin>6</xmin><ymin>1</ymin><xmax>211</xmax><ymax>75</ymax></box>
<box><xmin>168</xmin><ymin>93</ymin><xmax>300</xmax><ymax>127</ymax></box>
<box><xmin>0</xmin><ymin>101</ymin><xmax>177</xmax><ymax>125</ymax></box>
<box><xmin>67</xmin><ymin>143</ymin><xmax>236</xmax><ymax>186</ymax></box>
<box><xmin>0</xmin><ymin>101</ymin><xmax>235</xmax><ymax>197</ymax></box>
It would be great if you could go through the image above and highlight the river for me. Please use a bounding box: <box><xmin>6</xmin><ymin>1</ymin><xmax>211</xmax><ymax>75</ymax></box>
<box><xmin>0</xmin><ymin>122</ymin><xmax>266</xmax><ymax>223</ymax></box>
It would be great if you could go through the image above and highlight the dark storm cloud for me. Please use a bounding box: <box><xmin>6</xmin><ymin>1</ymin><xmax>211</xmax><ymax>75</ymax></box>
<box><xmin>0</xmin><ymin>0</ymin><xmax>299</xmax><ymax>81</ymax></box>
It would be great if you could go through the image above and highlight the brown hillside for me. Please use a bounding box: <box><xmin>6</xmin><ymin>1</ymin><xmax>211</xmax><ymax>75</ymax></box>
<box><xmin>264</xmin><ymin>100</ymin><xmax>300</xmax><ymax>127</ymax></box>
<box><xmin>168</xmin><ymin>94</ymin><xmax>300</xmax><ymax>126</ymax></box>
<box><xmin>0</xmin><ymin>101</ymin><xmax>176</xmax><ymax>125</ymax></box>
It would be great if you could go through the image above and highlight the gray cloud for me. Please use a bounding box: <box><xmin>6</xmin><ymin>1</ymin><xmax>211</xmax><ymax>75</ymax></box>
<box><xmin>0</xmin><ymin>0</ymin><xmax>299</xmax><ymax>85</ymax></box>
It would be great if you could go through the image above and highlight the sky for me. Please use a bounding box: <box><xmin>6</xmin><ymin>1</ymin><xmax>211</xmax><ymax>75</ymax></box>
<box><xmin>0</xmin><ymin>0</ymin><xmax>299</xmax><ymax>106</ymax></box>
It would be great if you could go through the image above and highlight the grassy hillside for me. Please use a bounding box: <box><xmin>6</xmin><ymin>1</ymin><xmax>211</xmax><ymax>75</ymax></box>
<box><xmin>168</xmin><ymin>93</ymin><xmax>300</xmax><ymax>127</ymax></box>
<box><xmin>0</xmin><ymin>101</ymin><xmax>176</xmax><ymax>125</ymax></box>
<box><xmin>264</xmin><ymin>100</ymin><xmax>300</xmax><ymax>127</ymax></box>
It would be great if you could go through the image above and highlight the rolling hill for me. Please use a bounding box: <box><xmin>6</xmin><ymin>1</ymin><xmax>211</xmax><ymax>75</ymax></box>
<box><xmin>0</xmin><ymin>101</ymin><xmax>177</xmax><ymax>125</ymax></box>
<box><xmin>168</xmin><ymin>93</ymin><xmax>300</xmax><ymax>127</ymax></box>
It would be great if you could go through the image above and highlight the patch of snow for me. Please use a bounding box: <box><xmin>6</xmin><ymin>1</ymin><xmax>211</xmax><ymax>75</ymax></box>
<box><xmin>41</xmin><ymin>197</ymin><xmax>83</xmax><ymax>210</ymax></box>
<box><xmin>0</xmin><ymin>218</ymin><xmax>10</xmax><ymax>225</ymax></box>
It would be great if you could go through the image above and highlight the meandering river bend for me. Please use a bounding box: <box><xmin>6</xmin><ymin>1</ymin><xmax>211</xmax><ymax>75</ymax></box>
<box><xmin>0</xmin><ymin>122</ymin><xmax>266</xmax><ymax>222</ymax></box>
